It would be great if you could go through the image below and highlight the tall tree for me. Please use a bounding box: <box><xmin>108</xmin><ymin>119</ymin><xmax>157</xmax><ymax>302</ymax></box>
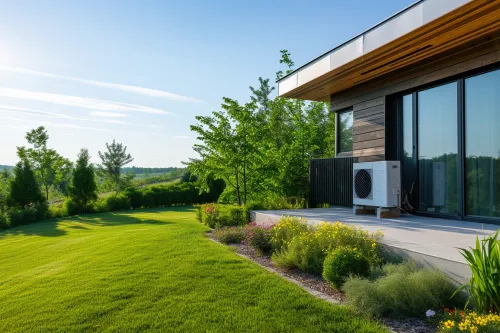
<box><xmin>68</xmin><ymin>148</ymin><xmax>98</xmax><ymax>212</ymax></box>
<box><xmin>98</xmin><ymin>140</ymin><xmax>134</xmax><ymax>192</ymax></box>
<box><xmin>7</xmin><ymin>160</ymin><xmax>45</xmax><ymax>207</ymax></box>
<box><xmin>17</xmin><ymin>126</ymin><xmax>72</xmax><ymax>201</ymax></box>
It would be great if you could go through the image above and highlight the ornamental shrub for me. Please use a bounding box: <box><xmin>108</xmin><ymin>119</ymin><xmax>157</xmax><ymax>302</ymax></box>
<box><xmin>322</xmin><ymin>247</ymin><xmax>370</xmax><ymax>288</ymax></box>
<box><xmin>198</xmin><ymin>203</ymin><xmax>248</xmax><ymax>228</ymax></box>
<box><xmin>272</xmin><ymin>232</ymin><xmax>325</xmax><ymax>274</ymax></box>
<box><xmin>244</xmin><ymin>223</ymin><xmax>272</xmax><ymax>255</ymax></box>
<box><xmin>343</xmin><ymin>261</ymin><xmax>461</xmax><ymax>318</ymax></box>
<box><xmin>456</xmin><ymin>230</ymin><xmax>500</xmax><ymax>314</ymax></box>
<box><xmin>213</xmin><ymin>226</ymin><xmax>245</xmax><ymax>244</ymax></box>
<box><xmin>0</xmin><ymin>211</ymin><xmax>9</xmax><ymax>229</ymax></box>
<box><xmin>270</xmin><ymin>216</ymin><xmax>311</xmax><ymax>251</ymax></box>
<box><xmin>315</xmin><ymin>222</ymin><xmax>384</xmax><ymax>267</ymax></box>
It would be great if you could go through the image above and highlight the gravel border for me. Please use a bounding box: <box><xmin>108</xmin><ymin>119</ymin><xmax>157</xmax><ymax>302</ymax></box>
<box><xmin>206</xmin><ymin>231</ymin><xmax>436</xmax><ymax>333</ymax></box>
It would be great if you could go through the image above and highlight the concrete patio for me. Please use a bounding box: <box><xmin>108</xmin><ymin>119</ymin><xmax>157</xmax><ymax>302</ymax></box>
<box><xmin>251</xmin><ymin>207</ymin><xmax>500</xmax><ymax>284</ymax></box>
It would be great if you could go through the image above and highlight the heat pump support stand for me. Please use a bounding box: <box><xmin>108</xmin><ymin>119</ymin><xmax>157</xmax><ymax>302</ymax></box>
<box><xmin>377</xmin><ymin>207</ymin><xmax>400</xmax><ymax>219</ymax></box>
<box><xmin>353</xmin><ymin>205</ymin><xmax>376</xmax><ymax>215</ymax></box>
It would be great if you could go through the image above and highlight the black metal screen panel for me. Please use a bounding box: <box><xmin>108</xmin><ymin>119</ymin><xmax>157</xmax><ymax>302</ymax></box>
<box><xmin>309</xmin><ymin>157</ymin><xmax>359</xmax><ymax>207</ymax></box>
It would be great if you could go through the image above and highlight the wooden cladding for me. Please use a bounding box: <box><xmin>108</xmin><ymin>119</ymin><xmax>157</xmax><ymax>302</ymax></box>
<box><xmin>332</xmin><ymin>34</ymin><xmax>500</xmax><ymax>162</ymax></box>
<box><xmin>282</xmin><ymin>0</ymin><xmax>500</xmax><ymax>101</ymax></box>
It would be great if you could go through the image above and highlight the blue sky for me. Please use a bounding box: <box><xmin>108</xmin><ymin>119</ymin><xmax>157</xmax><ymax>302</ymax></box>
<box><xmin>0</xmin><ymin>0</ymin><xmax>414</xmax><ymax>167</ymax></box>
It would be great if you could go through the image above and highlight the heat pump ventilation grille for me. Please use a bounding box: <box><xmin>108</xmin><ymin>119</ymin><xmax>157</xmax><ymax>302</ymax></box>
<box><xmin>354</xmin><ymin>169</ymin><xmax>372</xmax><ymax>199</ymax></box>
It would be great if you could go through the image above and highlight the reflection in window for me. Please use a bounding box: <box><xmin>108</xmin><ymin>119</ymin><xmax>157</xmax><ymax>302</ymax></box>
<box><xmin>418</xmin><ymin>82</ymin><xmax>458</xmax><ymax>214</ymax></box>
<box><xmin>465</xmin><ymin>69</ymin><xmax>500</xmax><ymax>218</ymax></box>
<box><xmin>338</xmin><ymin>110</ymin><xmax>353</xmax><ymax>153</ymax></box>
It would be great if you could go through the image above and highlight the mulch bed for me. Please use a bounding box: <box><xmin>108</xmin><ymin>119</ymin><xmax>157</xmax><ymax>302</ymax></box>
<box><xmin>206</xmin><ymin>231</ymin><xmax>436</xmax><ymax>333</ymax></box>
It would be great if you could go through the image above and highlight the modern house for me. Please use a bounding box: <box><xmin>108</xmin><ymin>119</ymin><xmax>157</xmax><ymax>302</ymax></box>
<box><xmin>278</xmin><ymin>0</ymin><xmax>500</xmax><ymax>225</ymax></box>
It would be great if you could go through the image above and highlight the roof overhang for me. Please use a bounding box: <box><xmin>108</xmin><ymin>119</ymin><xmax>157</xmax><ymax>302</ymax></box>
<box><xmin>278</xmin><ymin>0</ymin><xmax>500</xmax><ymax>101</ymax></box>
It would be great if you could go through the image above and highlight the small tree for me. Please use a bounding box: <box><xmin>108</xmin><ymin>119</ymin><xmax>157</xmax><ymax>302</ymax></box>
<box><xmin>7</xmin><ymin>160</ymin><xmax>45</xmax><ymax>207</ymax></box>
<box><xmin>98</xmin><ymin>140</ymin><xmax>134</xmax><ymax>192</ymax></box>
<box><xmin>17</xmin><ymin>126</ymin><xmax>72</xmax><ymax>200</ymax></box>
<box><xmin>68</xmin><ymin>148</ymin><xmax>98</xmax><ymax>213</ymax></box>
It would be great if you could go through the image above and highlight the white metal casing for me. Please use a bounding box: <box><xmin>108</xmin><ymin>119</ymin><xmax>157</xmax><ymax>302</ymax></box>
<box><xmin>353</xmin><ymin>161</ymin><xmax>401</xmax><ymax>208</ymax></box>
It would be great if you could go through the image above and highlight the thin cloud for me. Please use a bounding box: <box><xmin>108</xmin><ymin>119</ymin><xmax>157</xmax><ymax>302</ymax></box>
<box><xmin>174</xmin><ymin>135</ymin><xmax>192</xmax><ymax>139</ymax></box>
<box><xmin>0</xmin><ymin>66</ymin><xmax>201</xmax><ymax>102</ymax></box>
<box><xmin>90</xmin><ymin>111</ymin><xmax>127</xmax><ymax>118</ymax></box>
<box><xmin>0</xmin><ymin>105</ymin><xmax>161</xmax><ymax>129</ymax></box>
<box><xmin>0</xmin><ymin>88</ymin><xmax>170</xmax><ymax>115</ymax></box>
<box><xmin>0</xmin><ymin>115</ymin><xmax>112</xmax><ymax>132</ymax></box>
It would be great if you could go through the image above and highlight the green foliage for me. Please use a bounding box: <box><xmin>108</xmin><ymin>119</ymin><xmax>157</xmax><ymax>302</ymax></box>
<box><xmin>0</xmin><ymin>168</ymin><xmax>12</xmax><ymax>208</ymax></box>
<box><xmin>98</xmin><ymin>140</ymin><xmax>134</xmax><ymax>192</ymax></box>
<box><xmin>314</xmin><ymin>222</ymin><xmax>384</xmax><ymax>267</ymax></box>
<box><xmin>17</xmin><ymin>126</ymin><xmax>72</xmax><ymax>200</ymax></box>
<box><xmin>198</xmin><ymin>203</ymin><xmax>248</xmax><ymax>228</ymax></box>
<box><xmin>188</xmin><ymin>51</ymin><xmax>334</xmax><ymax>205</ymax></box>
<box><xmin>245</xmin><ymin>196</ymin><xmax>307</xmax><ymax>211</ymax></box>
<box><xmin>243</xmin><ymin>223</ymin><xmax>273</xmax><ymax>255</ymax></box>
<box><xmin>122</xmin><ymin>187</ymin><xmax>144</xmax><ymax>209</ymax></box>
<box><xmin>270</xmin><ymin>216</ymin><xmax>311</xmax><ymax>251</ymax></box>
<box><xmin>322</xmin><ymin>247</ymin><xmax>370</xmax><ymax>288</ymax></box>
<box><xmin>212</xmin><ymin>226</ymin><xmax>245</xmax><ymax>244</ymax></box>
<box><xmin>7</xmin><ymin>160</ymin><xmax>45</xmax><ymax>207</ymax></box>
<box><xmin>68</xmin><ymin>148</ymin><xmax>98</xmax><ymax>213</ymax></box>
<box><xmin>3</xmin><ymin>203</ymin><xmax>48</xmax><ymax>227</ymax></box>
<box><xmin>272</xmin><ymin>232</ymin><xmax>326</xmax><ymax>274</ymax></box>
<box><xmin>103</xmin><ymin>194</ymin><xmax>131</xmax><ymax>212</ymax></box>
<box><xmin>455</xmin><ymin>230</ymin><xmax>500</xmax><ymax>313</ymax></box>
<box><xmin>343</xmin><ymin>262</ymin><xmax>460</xmax><ymax>318</ymax></box>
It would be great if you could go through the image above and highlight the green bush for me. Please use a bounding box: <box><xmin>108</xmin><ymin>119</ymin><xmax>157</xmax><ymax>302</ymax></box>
<box><xmin>198</xmin><ymin>203</ymin><xmax>248</xmax><ymax>228</ymax></box>
<box><xmin>322</xmin><ymin>247</ymin><xmax>370</xmax><ymax>288</ymax></box>
<box><xmin>62</xmin><ymin>198</ymin><xmax>81</xmax><ymax>216</ymax></box>
<box><xmin>5</xmin><ymin>205</ymin><xmax>40</xmax><ymax>227</ymax></box>
<box><xmin>270</xmin><ymin>216</ymin><xmax>311</xmax><ymax>251</ymax></box>
<box><xmin>47</xmin><ymin>203</ymin><xmax>69</xmax><ymax>219</ymax></box>
<box><xmin>104</xmin><ymin>194</ymin><xmax>131</xmax><ymax>212</ymax></box>
<box><xmin>315</xmin><ymin>222</ymin><xmax>384</xmax><ymax>267</ymax></box>
<box><xmin>343</xmin><ymin>262</ymin><xmax>461</xmax><ymax>318</ymax></box>
<box><xmin>245</xmin><ymin>196</ymin><xmax>307</xmax><ymax>211</ymax></box>
<box><xmin>272</xmin><ymin>232</ymin><xmax>326</xmax><ymax>274</ymax></box>
<box><xmin>456</xmin><ymin>230</ymin><xmax>500</xmax><ymax>313</ymax></box>
<box><xmin>244</xmin><ymin>223</ymin><xmax>273</xmax><ymax>255</ymax></box>
<box><xmin>0</xmin><ymin>211</ymin><xmax>9</xmax><ymax>229</ymax></box>
<box><xmin>122</xmin><ymin>187</ymin><xmax>144</xmax><ymax>209</ymax></box>
<box><xmin>213</xmin><ymin>226</ymin><xmax>245</xmax><ymax>244</ymax></box>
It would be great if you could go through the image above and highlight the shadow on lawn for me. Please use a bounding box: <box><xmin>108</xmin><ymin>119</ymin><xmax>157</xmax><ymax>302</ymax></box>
<box><xmin>0</xmin><ymin>206</ymin><xmax>194</xmax><ymax>240</ymax></box>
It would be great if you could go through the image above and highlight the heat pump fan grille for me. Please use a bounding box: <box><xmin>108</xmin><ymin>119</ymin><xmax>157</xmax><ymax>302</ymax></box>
<box><xmin>355</xmin><ymin>169</ymin><xmax>372</xmax><ymax>199</ymax></box>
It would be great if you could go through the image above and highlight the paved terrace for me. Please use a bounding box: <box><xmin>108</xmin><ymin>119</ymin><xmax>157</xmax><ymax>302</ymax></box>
<box><xmin>252</xmin><ymin>207</ymin><xmax>500</xmax><ymax>283</ymax></box>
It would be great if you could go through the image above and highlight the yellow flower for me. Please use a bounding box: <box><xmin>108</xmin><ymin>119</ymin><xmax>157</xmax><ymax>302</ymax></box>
<box><xmin>444</xmin><ymin>320</ymin><xmax>455</xmax><ymax>329</ymax></box>
<box><xmin>372</xmin><ymin>243</ymin><xmax>377</xmax><ymax>248</ymax></box>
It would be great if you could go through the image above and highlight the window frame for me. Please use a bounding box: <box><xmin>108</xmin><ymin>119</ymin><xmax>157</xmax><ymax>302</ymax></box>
<box><xmin>336</xmin><ymin>108</ymin><xmax>354</xmax><ymax>157</ymax></box>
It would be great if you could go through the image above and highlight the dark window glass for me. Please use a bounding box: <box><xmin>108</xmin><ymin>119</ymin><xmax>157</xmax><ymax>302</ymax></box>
<box><xmin>418</xmin><ymin>82</ymin><xmax>458</xmax><ymax>214</ymax></box>
<box><xmin>465</xmin><ymin>69</ymin><xmax>500</xmax><ymax>218</ymax></box>
<box><xmin>338</xmin><ymin>110</ymin><xmax>353</xmax><ymax>153</ymax></box>
<box><xmin>402</xmin><ymin>94</ymin><xmax>416</xmax><ymax>196</ymax></box>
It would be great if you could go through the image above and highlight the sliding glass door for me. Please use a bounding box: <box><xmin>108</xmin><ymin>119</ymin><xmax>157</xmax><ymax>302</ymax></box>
<box><xmin>465</xmin><ymin>69</ymin><xmax>500</xmax><ymax>218</ymax></box>
<box><xmin>417</xmin><ymin>83</ymin><xmax>458</xmax><ymax>215</ymax></box>
<box><xmin>396</xmin><ymin>67</ymin><xmax>500</xmax><ymax>222</ymax></box>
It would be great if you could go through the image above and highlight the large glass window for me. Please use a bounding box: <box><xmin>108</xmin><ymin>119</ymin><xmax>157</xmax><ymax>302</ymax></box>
<box><xmin>465</xmin><ymin>69</ymin><xmax>500</xmax><ymax>218</ymax></box>
<box><xmin>418</xmin><ymin>82</ymin><xmax>458</xmax><ymax>214</ymax></box>
<box><xmin>338</xmin><ymin>109</ymin><xmax>353</xmax><ymax>153</ymax></box>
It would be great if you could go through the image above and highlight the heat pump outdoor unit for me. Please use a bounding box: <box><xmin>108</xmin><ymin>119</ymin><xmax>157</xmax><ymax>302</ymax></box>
<box><xmin>353</xmin><ymin>161</ymin><xmax>401</xmax><ymax>208</ymax></box>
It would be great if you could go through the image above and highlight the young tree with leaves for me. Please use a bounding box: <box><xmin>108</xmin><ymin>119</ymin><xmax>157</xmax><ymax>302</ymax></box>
<box><xmin>7</xmin><ymin>160</ymin><xmax>45</xmax><ymax>207</ymax></box>
<box><xmin>68</xmin><ymin>148</ymin><xmax>98</xmax><ymax>213</ymax></box>
<box><xmin>17</xmin><ymin>126</ymin><xmax>72</xmax><ymax>201</ymax></box>
<box><xmin>98</xmin><ymin>140</ymin><xmax>134</xmax><ymax>192</ymax></box>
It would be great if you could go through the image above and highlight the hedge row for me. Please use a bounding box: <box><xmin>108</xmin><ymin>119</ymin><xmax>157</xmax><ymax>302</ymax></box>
<box><xmin>1</xmin><ymin>182</ymin><xmax>221</xmax><ymax>229</ymax></box>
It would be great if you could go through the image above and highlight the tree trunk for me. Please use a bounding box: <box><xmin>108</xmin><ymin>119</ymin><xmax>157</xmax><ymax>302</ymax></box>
<box><xmin>235</xmin><ymin>170</ymin><xmax>241</xmax><ymax>206</ymax></box>
<box><xmin>45</xmin><ymin>185</ymin><xmax>49</xmax><ymax>201</ymax></box>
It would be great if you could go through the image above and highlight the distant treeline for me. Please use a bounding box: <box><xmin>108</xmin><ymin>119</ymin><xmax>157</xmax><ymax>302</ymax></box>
<box><xmin>0</xmin><ymin>165</ymin><xmax>13</xmax><ymax>172</ymax></box>
<box><xmin>121</xmin><ymin>167</ymin><xmax>185</xmax><ymax>175</ymax></box>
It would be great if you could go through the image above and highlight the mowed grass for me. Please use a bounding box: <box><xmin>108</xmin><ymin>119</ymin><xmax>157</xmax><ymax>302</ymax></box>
<box><xmin>0</xmin><ymin>207</ymin><xmax>388</xmax><ymax>332</ymax></box>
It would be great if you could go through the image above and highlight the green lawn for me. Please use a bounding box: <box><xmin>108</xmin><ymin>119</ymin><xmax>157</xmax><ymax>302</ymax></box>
<box><xmin>0</xmin><ymin>207</ymin><xmax>388</xmax><ymax>332</ymax></box>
